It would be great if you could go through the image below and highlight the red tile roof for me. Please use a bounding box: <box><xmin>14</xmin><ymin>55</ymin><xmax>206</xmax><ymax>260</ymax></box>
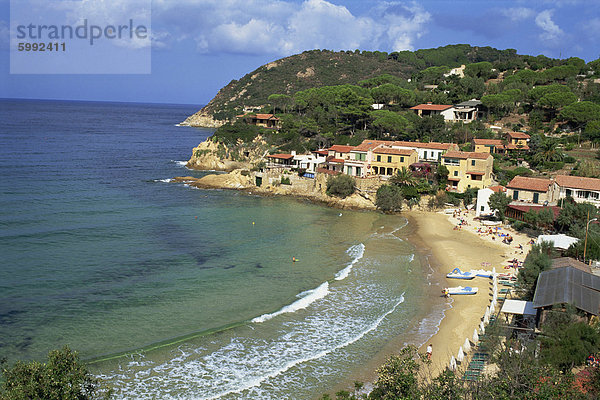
<box><xmin>507</xmin><ymin>176</ymin><xmax>552</xmax><ymax>192</ymax></box>
<box><xmin>410</xmin><ymin>104</ymin><xmax>454</xmax><ymax>111</ymax></box>
<box><xmin>473</xmin><ymin>139</ymin><xmax>504</xmax><ymax>146</ymax></box>
<box><xmin>267</xmin><ymin>153</ymin><xmax>294</xmax><ymax>160</ymax></box>
<box><xmin>317</xmin><ymin>167</ymin><xmax>341</xmax><ymax>175</ymax></box>
<box><xmin>507</xmin><ymin>204</ymin><xmax>561</xmax><ymax>219</ymax></box>
<box><xmin>555</xmin><ymin>175</ymin><xmax>600</xmax><ymax>191</ymax></box>
<box><xmin>353</xmin><ymin>140</ymin><xmax>388</xmax><ymax>152</ymax></box>
<box><xmin>506</xmin><ymin>144</ymin><xmax>530</xmax><ymax>150</ymax></box>
<box><xmin>392</xmin><ymin>141</ymin><xmax>456</xmax><ymax>150</ymax></box>
<box><xmin>237</xmin><ymin>113</ymin><xmax>280</xmax><ymax>120</ymax></box>
<box><xmin>328</xmin><ymin>145</ymin><xmax>355</xmax><ymax>153</ymax></box>
<box><xmin>443</xmin><ymin>151</ymin><xmax>493</xmax><ymax>160</ymax></box>
<box><xmin>489</xmin><ymin>185</ymin><xmax>507</xmax><ymax>193</ymax></box>
<box><xmin>313</xmin><ymin>150</ymin><xmax>329</xmax><ymax>156</ymax></box>
<box><xmin>373</xmin><ymin>148</ymin><xmax>415</xmax><ymax>156</ymax></box>
<box><xmin>468</xmin><ymin>171</ymin><xmax>485</xmax><ymax>175</ymax></box>
<box><xmin>507</xmin><ymin>131</ymin><xmax>530</xmax><ymax>139</ymax></box>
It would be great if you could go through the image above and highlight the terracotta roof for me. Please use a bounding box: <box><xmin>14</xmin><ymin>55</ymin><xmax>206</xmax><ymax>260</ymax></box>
<box><xmin>237</xmin><ymin>113</ymin><xmax>279</xmax><ymax>120</ymax></box>
<box><xmin>555</xmin><ymin>175</ymin><xmax>600</xmax><ymax>191</ymax></box>
<box><xmin>507</xmin><ymin>204</ymin><xmax>561</xmax><ymax>219</ymax></box>
<box><xmin>373</xmin><ymin>148</ymin><xmax>415</xmax><ymax>156</ymax></box>
<box><xmin>473</xmin><ymin>139</ymin><xmax>504</xmax><ymax>146</ymax></box>
<box><xmin>443</xmin><ymin>151</ymin><xmax>492</xmax><ymax>160</ymax></box>
<box><xmin>328</xmin><ymin>145</ymin><xmax>355</xmax><ymax>153</ymax></box>
<box><xmin>326</xmin><ymin>157</ymin><xmax>345</xmax><ymax>163</ymax></box>
<box><xmin>313</xmin><ymin>150</ymin><xmax>329</xmax><ymax>156</ymax></box>
<box><xmin>552</xmin><ymin>257</ymin><xmax>592</xmax><ymax>273</ymax></box>
<box><xmin>447</xmin><ymin>177</ymin><xmax>461</xmax><ymax>181</ymax></box>
<box><xmin>507</xmin><ymin>131</ymin><xmax>530</xmax><ymax>139</ymax></box>
<box><xmin>468</xmin><ymin>171</ymin><xmax>485</xmax><ymax>175</ymax></box>
<box><xmin>507</xmin><ymin>176</ymin><xmax>552</xmax><ymax>192</ymax></box>
<box><xmin>489</xmin><ymin>185</ymin><xmax>507</xmax><ymax>193</ymax></box>
<box><xmin>392</xmin><ymin>141</ymin><xmax>455</xmax><ymax>150</ymax></box>
<box><xmin>353</xmin><ymin>140</ymin><xmax>389</xmax><ymax>152</ymax></box>
<box><xmin>410</xmin><ymin>104</ymin><xmax>454</xmax><ymax>111</ymax></box>
<box><xmin>317</xmin><ymin>167</ymin><xmax>341</xmax><ymax>175</ymax></box>
<box><xmin>267</xmin><ymin>153</ymin><xmax>294</xmax><ymax>160</ymax></box>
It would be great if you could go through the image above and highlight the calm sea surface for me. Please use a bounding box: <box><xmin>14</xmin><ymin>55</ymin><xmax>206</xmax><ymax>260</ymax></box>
<box><xmin>0</xmin><ymin>100</ymin><xmax>447</xmax><ymax>399</ymax></box>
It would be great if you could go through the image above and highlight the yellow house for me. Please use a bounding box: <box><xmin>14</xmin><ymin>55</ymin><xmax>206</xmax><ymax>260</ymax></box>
<box><xmin>441</xmin><ymin>151</ymin><xmax>494</xmax><ymax>192</ymax></box>
<box><xmin>370</xmin><ymin>148</ymin><xmax>418</xmax><ymax>177</ymax></box>
<box><xmin>506</xmin><ymin>132</ymin><xmax>530</xmax><ymax>149</ymax></box>
<box><xmin>472</xmin><ymin>138</ymin><xmax>505</xmax><ymax>154</ymax></box>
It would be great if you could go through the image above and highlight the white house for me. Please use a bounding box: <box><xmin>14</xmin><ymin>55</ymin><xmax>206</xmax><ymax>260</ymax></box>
<box><xmin>410</xmin><ymin>103</ymin><xmax>456</xmax><ymax>121</ymax></box>
<box><xmin>476</xmin><ymin>186</ymin><xmax>507</xmax><ymax>217</ymax></box>
<box><xmin>552</xmin><ymin>175</ymin><xmax>600</xmax><ymax>207</ymax></box>
<box><xmin>392</xmin><ymin>141</ymin><xmax>459</xmax><ymax>163</ymax></box>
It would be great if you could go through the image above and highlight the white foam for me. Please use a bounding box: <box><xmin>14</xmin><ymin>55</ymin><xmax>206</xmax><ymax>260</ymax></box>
<box><xmin>335</xmin><ymin>243</ymin><xmax>365</xmax><ymax>281</ymax></box>
<box><xmin>251</xmin><ymin>282</ymin><xmax>329</xmax><ymax>323</ymax></box>
<box><xmin>171</xmin><ymin>160</ymin><xmax>189</xmax><ymax>168</ymax></box>
<box><xmin>154</xmin><ymin>178</ymin><xmax>172</xmax><ymax>183</ymax></box>
<box><xmin>202</xmin><ymin>294</ymin><xmax>405</xmax><ymax>400</ymax></box>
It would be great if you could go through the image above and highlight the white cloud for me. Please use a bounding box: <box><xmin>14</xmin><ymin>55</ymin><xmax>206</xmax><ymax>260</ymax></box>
<box><xmin>535</xmin><ymin>9</ymin><xmax>564</xmax><ymax>41</ymax></box>
<box><xmin>151</xmin><ymin>0</ymin><xmax>431</xmax><ymax>55</ymax></box>
<box><xmin>500</xmin><ymin>7</ymin><xmax>535</xmax><ymax>22</ymax></box>
<box><xmin>586</xmin><ymin>17</ymin><xmax>600</xmax><ymax>34</ymax></box>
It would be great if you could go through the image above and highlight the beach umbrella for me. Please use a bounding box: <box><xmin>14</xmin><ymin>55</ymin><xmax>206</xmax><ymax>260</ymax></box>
<box><xmin>484</xmin><ymin>312</ymin><xmax>490</xmax><ymax>325</ymax></box>
<box><xmin>464</xmin><ymin>338</ymin><xmax>471</xmax><ymax>353</ymax></box>
<box><xmin>490</xmin><ymin>301</ymin><xmax>495</xmax><ymax>314</ymax></box>
<box><xmin>457</xmin><ymin>346</ymin><xmax>465</xmax><ymax>362</ymax></box>
<box><xmin>449</xmin><ymin>356</ymin><xmax>457</xmax><ymax>371</ymax></box>
<box><xmin>485</xmin><ymin>306</ymin><xmax>490</xmax><ymax>318</ymax></box>
<box><xmin>480</xmin><ymin>321</ymin><xmax>485</xmax><ymax>334</ymax></box>
<box><xmin>473</xmin><ymin>329</ymin><xmax>479</xmax><ymax>343</ymax></box>
<box><xmin>493</xmin><ymin>291</ymin><xmax>498</xmax><ymax>303</ymax></box>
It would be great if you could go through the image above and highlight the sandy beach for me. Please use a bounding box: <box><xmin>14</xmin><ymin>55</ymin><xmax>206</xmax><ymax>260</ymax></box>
<box><xmin>406</xmin><ymin>209</ymin><xmax>532</xmax><ymax>378</ymax></box>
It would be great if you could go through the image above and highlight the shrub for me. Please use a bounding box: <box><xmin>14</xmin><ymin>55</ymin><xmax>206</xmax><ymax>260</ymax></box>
<box><xmin>326</xmin><ymin>174</ymin><xmax>355</xmax><ymax>198</ymax></box>
<box><xmin>512</xmin><ymin>220</ymin><xmax>527</xmax><ymax>231</ymax></box>
<box><xmin>376</xmin><ymin>184</ymin><xmax>403</xmax><ymax>212</ymax></box>
<box><xmin>280</xmin><ymin>176</ymin><xmax>291</xmax><ymax>185</ymax></box>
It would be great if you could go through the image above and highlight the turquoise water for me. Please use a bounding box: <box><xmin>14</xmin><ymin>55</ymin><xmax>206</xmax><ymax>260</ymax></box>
<box><xmin>0</xmin><ymin>100</ymin><xmax>446</xmax><ymax>399</ymax></box>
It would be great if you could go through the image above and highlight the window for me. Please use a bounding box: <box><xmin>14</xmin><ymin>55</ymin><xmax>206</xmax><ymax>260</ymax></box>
<box><xmin>471</xmin><ymin>160</ymin><xmax>476</xmax><ymax>166</ymax></box>
<box><xmin>454</xmin><ymin>171</ymin><xmax>458</xmax><ymax>176</ymax></box>
<box><xmin>443</xmin><ymin>158</ymin><xmax>459</xmax><ymax>166</ymax></box>
<box><xmin>356</xmin><ymin>167</ymin><xmax>361</xmax><ymax>176</ymax></box>
<box><xmin>400</xmin><ymin>157</ymin><xmax>404</xmax><ymax>162</ymax></box>
<box><xmin>533</xmin><ymin>193</ymin><xmax>539</xmax><ymax>204</ymax></box>
<box><xmin>355</xmin><ymin>153</ymin><xmax>366</xmax><ymax>161</ymax></box>
<box><xmin>376</xmin><ymin>155</ymin><xmax>381</xmax><ymax>162</ymax></box>
<box><xmin>513</xmin><ymin>190</ymin><xmax>519</xmax><ymax>200</ymax></box>
<box><xmin>424</xmin><ymin>151</ymin><xmax>428</xmax><ymax>159</ymax></box>
<box><xmin>566</xmin><ymin>189</ymin><xmax>572</xmax><ymax>197</ymax></box>
<box><xmin>480</xmin><ymin>206</ymin><xmax>484</xmax><ymax>211</ymax></box>
<box><xmin>347</xmin><ymin>166</ymin><xmax>352</xmax><ymax>175</ymax></box>
<box><xmin>387</xmin><ymin>156</ymin><xmax>392</xmax><ymax>163</ymax></box>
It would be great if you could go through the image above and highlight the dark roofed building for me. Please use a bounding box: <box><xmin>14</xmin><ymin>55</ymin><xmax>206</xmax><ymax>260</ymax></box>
<box><xmin>533</xmin><ymin>266</ymin><xmax>600</xmax><ymax>324</ymax></box>
<box><xmin>551</xmin><ymin>257</ymin><xmax>592</xmax><ymax>273</ymax></box>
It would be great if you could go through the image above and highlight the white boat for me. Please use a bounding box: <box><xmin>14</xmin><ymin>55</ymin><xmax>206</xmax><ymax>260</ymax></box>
<box><xmin>443</xmin><ymin>286</ymin><xmax>479</xmax><ymax>295</ymax></box>
<box><xmin>446</xmin><ymin>267</ymin><xmax>476</xmax><ymax>280</ymax></box>
<box><xmin>469</xmin><ymin>269</ymin><xmax>493</xmax><ymax>278</ymax></box>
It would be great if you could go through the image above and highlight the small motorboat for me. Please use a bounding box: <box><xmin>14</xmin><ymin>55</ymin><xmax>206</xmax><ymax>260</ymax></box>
<box><xmin>447</xmin><ymin>267</ymin><xmax>476</xmax><ymax>280</ymax></box>
<box><xmin>443</xmin><ymin>286</ymin><xmax>479</xmax><ymax>296</ymax></box>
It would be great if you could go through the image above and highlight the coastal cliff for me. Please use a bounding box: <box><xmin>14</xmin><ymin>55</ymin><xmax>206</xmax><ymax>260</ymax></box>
<box><xmin>186</xmin><ymin>136</ymin><xmax>269</xmax><ymax>171</ymax></box>
<box><xmin>180</xmin><ymin>110</ymin><xmax>225</xmax><ymax>128</ymax></box>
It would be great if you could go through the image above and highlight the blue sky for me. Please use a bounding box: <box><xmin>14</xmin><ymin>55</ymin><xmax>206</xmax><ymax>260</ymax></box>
<box><xmin>1</xmin><ymin>0</ymin><xmax>599</xmax><ymax>105</ymax></box>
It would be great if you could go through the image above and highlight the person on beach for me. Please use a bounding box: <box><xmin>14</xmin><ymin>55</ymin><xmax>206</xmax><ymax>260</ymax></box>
<box><xmin>426</xmin><ymin>344</ymin><xmax>432</xmax><ymax>360</ymax></box>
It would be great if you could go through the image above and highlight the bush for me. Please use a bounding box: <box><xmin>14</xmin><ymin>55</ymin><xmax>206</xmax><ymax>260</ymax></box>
<box><xmin>280</xmin><ymin>176</ymin><xmax>291</xmax><ymax>185</ymax></box>
<box><xmin>326</xmin><ymin>174</ymin><xmax>355</xmax><ymax>198</ymax></box>
<box><xmin>563</xmin><ymin>155</ymin><xmax>576</xmax><ymax>164</ymax></box>
<box><xmin>512</xmin><ymin>220</ymin><xmax>527</xmax><ymax>231</ymax></box>
<box><xmin>376</xmin><ymin>184</ymin><xmax>403</xmax><ymax>212</ymax></box>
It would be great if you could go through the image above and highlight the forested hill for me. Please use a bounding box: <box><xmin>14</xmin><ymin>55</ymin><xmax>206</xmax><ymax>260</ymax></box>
<box><xmin>195</xmin><ymin>44</ymin><xmax>522</xmax><ymax>121</ymax></box>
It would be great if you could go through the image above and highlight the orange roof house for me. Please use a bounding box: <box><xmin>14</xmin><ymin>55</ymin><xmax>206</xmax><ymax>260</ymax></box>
<box><xmin>506</xmin><ymin>176</ymin><xmax>553</xmax><ymax>204</ymax></box>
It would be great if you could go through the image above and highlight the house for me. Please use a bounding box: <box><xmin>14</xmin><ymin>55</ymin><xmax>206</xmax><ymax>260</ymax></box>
<box><xmin>236</xmin><ymin>113</ymin><xmax>281</xmax><ymax>129</ymax></box>
<box><xmin>293</xmin><ymin>151</ymin><xmax>327</xmax><ymax>177</ymax></box>
<box><xmin>321</xmin><ymin>145</ymin><xmax>355</xmax><ymax>174</ymax></box>
<box><xmin>505</xmin><ymin>132</ymin><xmax>530</xmax><ymax>150</ymax></box>
<box><xmin>346</xmin><ymin>140</ymin><xmax>386</xmax><ymax>177</ymax></box>
<box><xmin>472</xmin><ymin>138</ymin><xmax>505</xmax><ymax>154</ymax></box>
<box><xmin>504</xmin><ymin>204</ymin><xmax>561</xmax><ymax>223</ymax></box>
<box><xmin>506</xmin><ymin>176</ymin><xmax>553</xmax><ymax>204</ymax></box>
<box><xmin>370</xmin><ymin>147</ymin><xmax>418</xmax><ymax>177</ymax></box>
<box><xmin>392</xmin><ymin>141</ymin><xmax>459</xmax><ymax>163</ymax></box>
<box><xmin>410</xmin><ymin>103</ymin><xmax>456</xmax><ymax>121</ymax></box>
<box><xmin>552</xmin><ymin>175</ymin><xmax>600</xmax><ymax>207</ymax></box>
<box><xmin>452</xmin><ymin>99</ymin><xmax>483</xmax><ymax>123</ymax></box>
<box><xmin>444</xmin><ymin>65</ymin><xmax>466</xmax><ymax>78</ymax></box>
<box><xmin>533</xmin><ymin>266</ymin><xmax>600</xmax><ymax>325</ymax></box>
<box><xmin>441</xmin><ymin>151</ymin><xmax>494</xmax><ymax>192</ymax></box>
<box><xmin>266</xmin><ymin>153</ymin><xmax>294</xmax><ymax>167</ymax></box>
<box><xmin>475</xmin><ymin>185</ymin><xmax>506</xmax><ymax>217</ymax></box>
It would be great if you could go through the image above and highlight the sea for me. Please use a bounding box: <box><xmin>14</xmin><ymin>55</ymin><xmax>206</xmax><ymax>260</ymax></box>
<box><xmin>0</xmin><ymin>99</ymin><xmax>448</xmax><ymax>399</ymax></box>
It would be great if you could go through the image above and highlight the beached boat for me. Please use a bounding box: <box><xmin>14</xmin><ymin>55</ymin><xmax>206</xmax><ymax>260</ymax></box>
<box><xmin>469</xmin><ymin>269</ymin><xmax>494</xmax><ymax>278</ymax></box>
<box><xmin>443</xmin><ymin>286</ymin><xmax>479</xmax><ymax>295</ymax></box>
<box><xmin>447</xmin><ymin>267</ymin><xmax>476</xmax><ymax>280</ymax></box>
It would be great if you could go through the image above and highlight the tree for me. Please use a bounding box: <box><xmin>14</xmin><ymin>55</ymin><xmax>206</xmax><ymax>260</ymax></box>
<box><xmin>517</xmin><ymin>241</ymin><xmax>553</xmax><ymax>300</ymax></box>
<box><xmin>370</xmin><ymin>110</ymin><xmax>410</xmax><ymax>139</ymax></box>
<box><xmin>560</xmin><ymin>101</ymin><xmax>600</xmax><ymax>131</ymax></box>
<box><xmin>390</xmin><ymin>167</ymin><xmax>416</xmax><ymax>187</ymax></box>
<box><xmin>326</xmin><ymin>174</ymin><xmax>356</xmax><ymax>198</ymax></box>
<box><xmin>488</xmin><ymin>191</ymin><xmax>511</xmax><ymax>220</ymax></box>
<box><xmin>0</xmin><ymin>346</ymin><xmax>112</xmax><ymax>400</ymax></box>
<box><xmin>376</xmin><ymin>184</ymin><xmax>403</xmax><ymax>213</ymax></box>
<box><xmin>369</xmin><ymin>346</ymin><xmax>420</xmax><ymax>400</ymax></box>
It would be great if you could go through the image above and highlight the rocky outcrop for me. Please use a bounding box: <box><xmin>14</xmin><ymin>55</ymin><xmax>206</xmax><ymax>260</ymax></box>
<box><xmin>186</xmin><ymin>137</ymin><xmax>270</xmax><ymax>172</ymax></box>
<box><xmin>173</xmin><ymin>169</ymin><xmax>377</xmax><ymax>211</ymax></box>
<box><xmin>180</xmin><ymin>110</ymin><xmax>226</xmax><ymax>128</ymax></box>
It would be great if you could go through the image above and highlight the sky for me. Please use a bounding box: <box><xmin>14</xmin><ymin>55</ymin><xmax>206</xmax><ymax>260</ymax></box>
<box><xmin>0</xmin><ymin>0</ymin><xmax>599</xmax><ymax>106</ymax></box>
